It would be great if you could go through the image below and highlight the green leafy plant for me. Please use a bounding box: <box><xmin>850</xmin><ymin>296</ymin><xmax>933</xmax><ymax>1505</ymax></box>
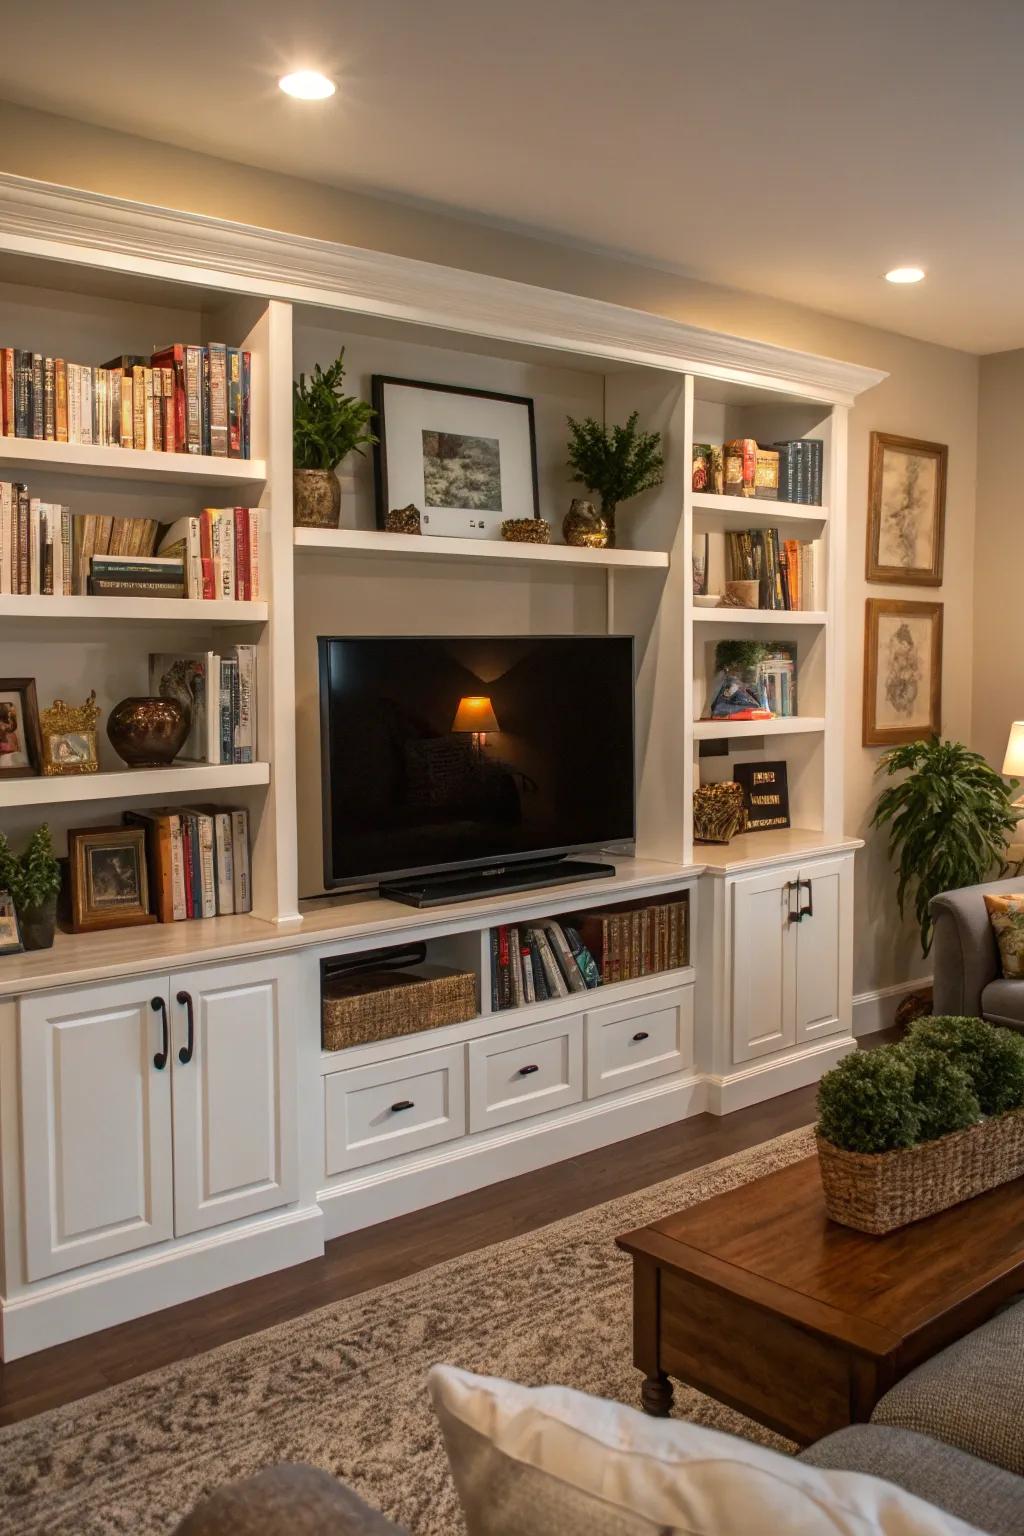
<box><xmin>715</xmin><ymin>639</ymin><xmax>768</xmax><ymax>676</ymax></box>
<box><xmin>565</xmin><ymin>411</ymin><xmax>663</xmax><ymax>544</ymax></box>
<box><xmin>872</xmin><ymin>738</ymin><xmax>1018</xmax><ymax>956</ymax></box>
<box><xmin>816</xmin><ymin>1048</ymin><xmax>920</xmax><ymax>1154</ymax></box>
<box><xmin>908</xmin><ymin>1015</ymin><xmax>1024</xmax><ymax>1116</ymax></box>
<box><xmin>293</xmin><ymin>349</ymin><xmax>377</xmax><ymax>472</ymax></box>
<box><xmin>898</xmin><ymin>1043</ymin><xmax>980</xmax><ymax>1143</ymax></box>
<box><xmin>0</xmin><ymin>825</ymin><xmax>61</xmax><ymax>915</ymax></box>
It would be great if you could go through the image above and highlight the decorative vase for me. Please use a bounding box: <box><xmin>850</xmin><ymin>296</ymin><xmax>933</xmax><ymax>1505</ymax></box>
<box><xmin>293</xmin><ymin>468</ymin><xmax>341</xmax><ymax>529</ymax></box>
<box><xmin>19</xmin><ymin>894</ymin><xmax>56</xmax><ymax>951</ymax></box>
<box><xmin>562</xmin><ymin>499</ymin><xmax>609</xmax><ymax>549</ymax></box>
<box><xmin>501</xmin><ymin>518</ymin><xmax>551</xmax><ymax>544</ymax></box>
<box><xmin>107</xmin><ymin>696</ymin><xmax>190</xmax><ymax>767</ymax></box>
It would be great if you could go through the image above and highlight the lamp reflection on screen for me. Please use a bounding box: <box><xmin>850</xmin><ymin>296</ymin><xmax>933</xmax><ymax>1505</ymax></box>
<box><xmin>452</xmin><ymin>695</ymin><xmax>499</xmax><ymax>756</ymax></box>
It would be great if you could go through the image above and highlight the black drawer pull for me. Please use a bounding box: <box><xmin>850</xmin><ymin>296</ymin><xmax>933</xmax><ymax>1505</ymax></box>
<box><xmin>518</xmin><ymin>1063</ymin><xmax>540</xmax><ymax>1076</ymax></box>
<box><xmin>176</xmin><ymin>989</ymin><xmax>195</xmax><ymax>1065</ymax></box>
<box><xmin>151</xmin><ymin>996</ymin><xmax>169</xmax><ymax>1070</ymax></box>
<box><xmin>632</xmin><ymin>1030</ymin><xmax>650</xmax><ymax>1042</ymax></box>
<box><xmin>390</xmin><ymin>1099</ymin><xmax>414</xmax><ymax>1113</ymax></box>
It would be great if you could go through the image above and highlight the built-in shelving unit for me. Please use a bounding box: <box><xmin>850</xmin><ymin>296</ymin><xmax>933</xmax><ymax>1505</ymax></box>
<box><xmin>0</xmin><ymin>596</ymin><xmax>269</xmax><ymax>623</ymax></box>
<box><xmin>691</xmin><ymin>491</ymin><xmax>828</xmax><ymax>531</ymax></box>
<box><xmin>294</xmin><ymin>525</ymin><xmax>669</xmax><ymax>569</ymax></box>
<box><xmin>3</xmin><ymin>761</ymin><xmax>270</xmax><ymax>807</ymax></box>
<box><xmin>692</xmin><ymin>716</ymin><xmax>825</xmax><ymax>741</ymax></box>
<box><xmin>0</xmin><ymin>435</ymin><xmax>267</xmax><ymax>485</ymax></box>
<box><xmin>692</xmin><ymin>607</ymin><xmax>827</xmax><ymax>627</ymax></box>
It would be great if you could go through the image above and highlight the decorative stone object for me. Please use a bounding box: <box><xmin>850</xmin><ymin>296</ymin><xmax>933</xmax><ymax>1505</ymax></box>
<box><xmin>562</xmin><ymin>499</ymin><xmax>609</xmax><ymax>548</ymax></box>
<box><xmin>501</xmin><ymin>518</ymin><xmax>551</xmax><ymax>544</ymax></box>
<box><xmin>293</xmin><ymin>467</ymin><xmax>341</xmax><ymax>529</ymax></box>
<box><xmin>107</xmin><ymin>696</ymin><xmax>190</xmax><ymax>767</ymax></box>
<box><xmin>723</xmin><ymin>579</ymin><xmax>761</xmax><ymax>609</ymax></box>
<box><xmin>385</xmin><ymin>504</ymin><xmax>423</xmax><ymax>534</ymax></box>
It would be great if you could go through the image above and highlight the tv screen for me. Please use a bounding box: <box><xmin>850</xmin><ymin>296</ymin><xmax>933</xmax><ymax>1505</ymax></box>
<box><xmin>318</xmin><ymin>635</ymin><xmax>635</xmax><ymax>889</ymax></box>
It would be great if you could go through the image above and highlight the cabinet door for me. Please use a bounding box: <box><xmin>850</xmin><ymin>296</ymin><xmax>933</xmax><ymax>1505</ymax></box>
<box><xmin>19</xmin><ymin>978</ymin><xmax>174</xmax><ymax>1281</ymax></box>
<box><xmin>170</xmin><ymin>956</ymin><xmax>298</xmax><ymax>1238</ymax></box>
<box><xmin>730</xmin><ymin>865</ymin><xmax>798</xmax><ymax>1063</ymax></box>
<box><xmin>794</xmin><ymin>857</ymin><xmax>852</xmax><ymax>1044</ymax></box>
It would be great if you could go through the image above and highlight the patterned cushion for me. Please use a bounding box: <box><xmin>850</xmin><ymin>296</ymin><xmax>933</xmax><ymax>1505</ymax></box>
<box><xmin>872</xmin><ymin>1300</ymin><xmax>1024</xmax><ymax>1475</ymax></box>
<box><xmin>984</xmin><ymin>894</ymin><xmax>1024</xmax><ymax>978</ymax></box>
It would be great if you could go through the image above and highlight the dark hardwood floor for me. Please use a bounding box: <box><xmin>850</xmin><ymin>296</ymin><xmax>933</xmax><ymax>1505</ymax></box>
<box><xmin>0</xmin><ymin>1040</ymin><xmax>894</xmax><ymax>1426</ymax></box>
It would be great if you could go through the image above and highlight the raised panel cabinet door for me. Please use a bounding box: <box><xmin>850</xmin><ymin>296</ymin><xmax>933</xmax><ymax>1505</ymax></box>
<box><xmin>794</xmin><ymin>856</ymin><xmax>853</xmax><ymax>1043</ymax></box>
<box><xmin>170</xmin><ymin>956</ymin><xmax>299</xmax><ymax>1238</ymax></box>
<box><xmin>19</xmin><ymin>978</ymin><xmax>174</xmax><ymax>1282</ymax></box>
<box><xmin>730</xmin><ymin>865</ymin><xmax>798</xmax><ymax>1064</ymax></box>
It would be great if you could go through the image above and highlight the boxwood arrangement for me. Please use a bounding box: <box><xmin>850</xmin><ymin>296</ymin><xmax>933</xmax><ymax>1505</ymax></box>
<box><xmin>816</xmin><ymin>1016</ymin><xmax>1024</xmax><ymax>1155</ymax></box>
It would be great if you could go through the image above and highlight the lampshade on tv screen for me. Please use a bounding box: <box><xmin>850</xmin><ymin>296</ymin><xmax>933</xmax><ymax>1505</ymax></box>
<box><xmin>317</xmin><ymin>635</ymin><xmax>635</xmax><ymax>888</ymax></box>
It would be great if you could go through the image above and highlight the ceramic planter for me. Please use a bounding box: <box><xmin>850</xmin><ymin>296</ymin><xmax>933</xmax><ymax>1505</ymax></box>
<box><xmin>19</xmin><ymin>894</ymin><xmax>57</xmax><ymax>951</ymax></box>
<box><xmin>294</xmin><ymin>468</ymin><xmax>342</xmax><ymax>529</ymax></box>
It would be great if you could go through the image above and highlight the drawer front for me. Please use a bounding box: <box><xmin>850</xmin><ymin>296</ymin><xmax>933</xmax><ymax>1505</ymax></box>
<box><xmin>585</xmin><ymin>986</ymin><xmax>693</xmax><ymax>1098</ymax></box>
<box><xmin>468</xmin><ymin>1015</ymin><xmax>583</xmax><ymax>1133</ymax></box>
<box><xmin>324</xmin><ymin>1044</ymin><xmax>466</xmax><ymax>1175</ymax></box>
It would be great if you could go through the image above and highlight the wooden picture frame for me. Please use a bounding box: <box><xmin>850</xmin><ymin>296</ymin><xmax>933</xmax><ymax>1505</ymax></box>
<box><xmin>68</xmin><ymin>826</ymin><xmax>156</xmax><ymax>933</ymax></box>
<box><xmin>863</xmin><ymin>599</ymin><xmax>943</xmax><ymax>747</ymax></box>
<box><xmin>866</xmin><ymin>432</ymin><xmax>947</xmax><ymax>586</ymax></box>
<box><xmin>0</xmin><ymin>893</ymin><xmax>23</xmax><ymax>955</ymax></box>
<box><xmin>0</xmin><ymin>678</ymin><xmax>43</xmax><ymax>779</ymax></box>
<box><xmin>40</xmin><ymin>691</ymin><xmax>100</xmax><ymax>776</ymax></box>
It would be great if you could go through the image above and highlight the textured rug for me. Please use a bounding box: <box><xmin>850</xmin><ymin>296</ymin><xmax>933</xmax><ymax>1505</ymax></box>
<box><xmin>0</xmin><ymin>1126</ymin><xmax>815</xmax><ymax>1536</ymax></box>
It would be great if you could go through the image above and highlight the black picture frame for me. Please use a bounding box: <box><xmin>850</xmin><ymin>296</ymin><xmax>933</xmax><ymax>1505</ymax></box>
<box><xmin>372</xmin><ymin>375</ymin><xmax>540</xmax><ymax>532</ymax></box>
<box><xmin>733</xmin><ymin>760</ymin><xmax>791</xmax><ymax>832</ymax></box>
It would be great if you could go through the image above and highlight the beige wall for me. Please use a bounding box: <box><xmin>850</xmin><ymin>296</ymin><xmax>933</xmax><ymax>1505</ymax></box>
<box><xmin>0</xmin><ymin>101</ymin><xmax>981</xmax><ymax>1001</ymax></box>
<box><xmin>974</xmin><ymin>350</ymin><xmax>1023</xmax><ymax>773</ymax></box>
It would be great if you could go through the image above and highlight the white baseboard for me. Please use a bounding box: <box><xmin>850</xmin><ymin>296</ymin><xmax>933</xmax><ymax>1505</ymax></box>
<box><xmin>318</xmin><ymin>1074</ymin><xmax>708</xmax><ymax>1240</ymax></box>
<box><xmin>0</xmin><ymin>1204</ymin><xmax>324</xmax><ymax>1361</ymax></box>
<box><xmin>704</xmin><ymin>1036</ymin><xmax>855</xmax><ymax>1116</ymax></box>
<box><xmin>853</xmin><ymin>977</ymin><xmax>932</xmax><ymax>1038</ymax></box>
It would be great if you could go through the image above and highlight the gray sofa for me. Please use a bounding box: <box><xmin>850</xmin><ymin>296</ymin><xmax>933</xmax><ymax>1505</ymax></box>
<box><xmin>176</xmin><ymin>1300</ymin><xmax>1024</xmax><ymax>1535</ymax></box>
<box><xmin>931</xmin><ymin>876</ymin><xmax>1024</xmax><ymax>1028</ymax></box>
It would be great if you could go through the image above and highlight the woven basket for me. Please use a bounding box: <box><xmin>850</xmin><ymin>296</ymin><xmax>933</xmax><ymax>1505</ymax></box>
<box><xmin>322</xmin><ymin>965</ymin><xmax>476</xmax><ymax>1052</ymax></box>
<box><xmin>817</xmin><ymin>1107</ymin><xmax>1024</xmax><ymax>1235</ymax></box>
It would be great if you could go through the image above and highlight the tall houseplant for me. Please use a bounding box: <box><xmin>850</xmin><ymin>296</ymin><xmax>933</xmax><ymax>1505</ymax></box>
<box><xmin>0</xmin><ymin>824</ymin><xmax>61</xmax><ymax>950</ymax></box>
<box><xmin>872</xmin><ymin>738</ymin><xmax>1018</xmax><ymax>956</ymax></box>
<box><xmin>565</xmin><ymin>411</ymin><xmax>663</xmax><ymax>548</ymax></box>
<box><xmin>293</xmin><ymin>348</ymin><xmax>377</xmax><ymax>529</ymax></box>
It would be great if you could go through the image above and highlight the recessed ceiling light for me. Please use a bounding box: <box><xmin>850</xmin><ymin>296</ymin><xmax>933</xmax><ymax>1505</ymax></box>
<box><xmin>279</xmin><ymin>70</ymin><xmax>336</xmax><ymax>101</ymax></box>
<box><xmin>885</xmin><ymin>266</ymin><xmax>925</xmax><ymax>284</ymax></box>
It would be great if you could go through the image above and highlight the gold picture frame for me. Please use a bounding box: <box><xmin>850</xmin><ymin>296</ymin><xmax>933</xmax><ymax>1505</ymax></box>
<box><xmin>40</xmin><ymin>691</ymin><xmax>100</xmax><ymax>776</ymax></box>
<box><xmin>67</xmin><ymin>825</ymin><xmax>155</xmax><ymax>933</ymax></box>
<box><xmin>866</xmin><ymin>432</ymin><xmax>947</xmax><ymax>587</ymax></box>
<box><xmin>863</xmin><ymin>599</ymin><xmax>943</xmax><ymax>747</ymax></box>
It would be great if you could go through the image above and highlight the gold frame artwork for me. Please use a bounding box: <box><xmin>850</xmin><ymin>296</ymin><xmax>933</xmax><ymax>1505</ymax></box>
<box><xmin>40</xmin><ymin>691</ymin><xmax>100</xmax><ymax>776</ymax></box>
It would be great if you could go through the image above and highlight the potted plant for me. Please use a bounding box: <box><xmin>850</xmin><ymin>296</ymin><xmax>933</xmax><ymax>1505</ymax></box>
<box><xmin>0</xmin><ymin>824</ymin><xmax>62</xmax><ymax>950</ymax></box>
<box><xmin>565</xmin><ymin>411</ymin><xmax>663</xmax><ymax>548</ymax></box>
<box><xmin>708</xmin><ymin>639</ymin><xmax>768</xmax><ymax>719</ymax></box>
<box><xmin>293</xmin><ymin>348</ymin><xmax>377</xmax><ymax>529</ymax></box>
<box><xmin>872</xmin><ymin>738</ymin><xmax>1018</xmax><ymax>956</ymax></box>
<box><xmin>815</xmin><ymin>1017</ymin><xmax>1024</xmax><ymax>1233</ymax></box>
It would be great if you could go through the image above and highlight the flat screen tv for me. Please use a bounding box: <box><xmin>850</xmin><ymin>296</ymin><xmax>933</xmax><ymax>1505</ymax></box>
<box><xmin>318</xmin><ymin>635</ymin><xmax>635</xmax><ymax>891</ymax></box>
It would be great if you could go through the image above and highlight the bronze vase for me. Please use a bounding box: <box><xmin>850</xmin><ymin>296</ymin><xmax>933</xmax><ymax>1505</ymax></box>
<box><xmin>294</xmin><ymin>468</ymin><xmax>342</xmax><ymax>528</ymax></box>
<box><xmin>562</xmin><ymin>498</ymin><xmax>610</xmax><ymax>549</ymax></box>
<box><xmin>107</xmin><ymin>696</ymin><xmax>190</xmax><ymax>767</ymax></box>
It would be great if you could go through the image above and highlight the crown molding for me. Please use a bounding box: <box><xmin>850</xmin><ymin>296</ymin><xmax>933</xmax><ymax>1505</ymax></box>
<box><xmin>0</xmin><ymin>173</ymin><xmax>886</xmax><ymax>405</ymax></box>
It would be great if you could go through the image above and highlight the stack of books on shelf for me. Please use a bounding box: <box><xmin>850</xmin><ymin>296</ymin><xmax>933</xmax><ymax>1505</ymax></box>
<box><xmin>149</xmin><ymin>647</ymin><xmax>257</xmax><ymax>765</ymax></box>
<box><xmin>158</xmin><ymin>507</ymin><xmax>267</xmax><ymax>600</ymax></box>
<box><xmin>692</xmin><ymin>437</ymin><xmax>823</xmax><ymax>505</ymax></box>
<box><xmin>491</xmin><ymin>919</ymin><xmax>601</xmax><ymax>1009</ymax></box>
<box><xmin>126</xmin><ymin>805</ymin><xmax>251</xmax><ymax>922</ymax></box>
<box><xmin>774</xmin><ymin>439</ymin><xmax>824</xmax><ymax>505</ymax></box>
<box><xmin>727</xmin><ymin>529</ymin><xmax>819</xmax><ymax>610</ymax></box>
<box><xmin>572</xmin><ymin>899</ymin><xmax>689</xmax><ymax>986</ymax></box>
<box><xmin>0</xmin><ymin>343</ymin><xmax>251</xmax><ymax>457</ymax></box>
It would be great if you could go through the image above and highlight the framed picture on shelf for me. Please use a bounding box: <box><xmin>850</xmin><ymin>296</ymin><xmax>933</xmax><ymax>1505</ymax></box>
<box><xmin>0</xmin><ymin>679</ymin><xmax>42</xmax><ymax>779</ymax></box>
<box><xmin>0</xmin><ymin>893</ymin><xmax>23</xmax><ymax>955</ymax></box>
<box><xmin>863</xmin><ymin>598</ymin><xmax>943</xmax><ymax>747</ymax></box>
<box><xmin>40</xmin><ymin>691</ymin><xmax>100</xmax><ymax>776</ymax></box>
<box><xmin>733</xmin><ymin>761</ymin><xmax>791</xmax><ymax>831</ymax></box>
<box><xmin>866</xmin><ymin>432</ymin><xmax>947</xmax><ymax>586</ymax></box>
<box><xmin>67</xmin><ymin>826</ymin><xmax>156</xmax><ymax>933</ymax></box>
<box><xmin>372</xmin><ymin>375</ymin><xmax>539</xmax><ymax>539</ymax></box>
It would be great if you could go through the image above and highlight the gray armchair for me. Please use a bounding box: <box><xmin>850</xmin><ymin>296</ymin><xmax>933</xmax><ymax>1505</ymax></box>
<box><xmin>930</xmin><ymin>877</ymin><xmax>1024</xmax><ymax>1029</ymax></box>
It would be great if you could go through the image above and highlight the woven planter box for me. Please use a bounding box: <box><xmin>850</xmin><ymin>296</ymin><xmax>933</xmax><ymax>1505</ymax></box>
<box><xmin>322</xmin><ymin>965</ymin><xmax>476</xmax><ymax>1052</ymax></box>
<box><xmin>817</xmin><ymin>1106</ymin><xmax>1024</xmax><ymax>1235</ymax></box>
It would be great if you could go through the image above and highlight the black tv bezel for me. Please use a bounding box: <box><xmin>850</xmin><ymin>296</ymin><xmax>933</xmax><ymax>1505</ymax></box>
<box><xmin>317</xmin><ymin>634</ymin><xmax>637</xmax><ymax>893</ymax></box>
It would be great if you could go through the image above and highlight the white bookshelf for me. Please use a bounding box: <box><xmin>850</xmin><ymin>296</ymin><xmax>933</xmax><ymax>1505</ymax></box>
<box><xmin>294</xmin><ymin>525</ymin><xmax>669</xmax><ymax>569</ymax></box>
<box><xmin>691</xmin><ymin>491</ymin><xmax>828</xmax><ymax>533</ymax></box>
<box><xmin>0</xmin><ymin>596</ymin><xmax>268</xmax><ymax>622</ymax></box>
<box><xmin>691</xmin><ymin>716</ymin><xmax>826</xmax><ymax>741</ymax></box>
<box><xmin>692</xmin><ymin>607</ymin><xmax>827</xmax><ymax>627</ymax></box>
<box><xmin>1</xmin><ymin>761</ymin><xmax>270</xmax><ymax>807</ymax></box>
<box><xmin>0</xmin><ymin>436</ymin><xmax>267</xmax><ymax>485</ymax></box>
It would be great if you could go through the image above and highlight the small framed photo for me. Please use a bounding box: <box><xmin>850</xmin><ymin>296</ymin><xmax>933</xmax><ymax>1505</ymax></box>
<box><xmin>866</xmin><ymin>432</ymin><xmax>947</xmax><ymax>586</ymax></box>
<box><xmin>372</xmin><ymin>375</ymin><xmax>539</xmax><ymax>539</ymax></box>
<box><xmin>68</xmin><ymin>826</ymin><xmax>156</xmax><ymax>933</ymax></box>
<box><xmin>0</xmin><ymin>893</ymin><xmax>23</xmax><ymax>955</ymax></box>
<box><xmin>863</xmin><ymin>599</ymin><xmax>943</xmax><ymax>747</ymax></box>
<box><xmin>40</xmin><ymin>691</ymin><xmax>100</xmax><ymax>776</ymax></box>
<box><xmin>0</xmin><ymin>679</ymin><xmax>43</xmax><ymax>779</ymax></box>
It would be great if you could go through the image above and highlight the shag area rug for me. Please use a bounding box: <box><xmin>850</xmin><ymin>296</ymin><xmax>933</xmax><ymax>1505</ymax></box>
<box><xmin>0</xmin><ymin>1126</ymin><xmax>815</xmax><ymax>1536</ymax></box>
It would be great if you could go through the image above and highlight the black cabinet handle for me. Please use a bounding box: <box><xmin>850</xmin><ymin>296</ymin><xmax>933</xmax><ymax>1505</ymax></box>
<box><xmin>632</xmin><ymin>1030</ymin><xmax>650</xmax><ymax>1042</ymax></box>
<box><xmin>798</xmin><ymin>878</ymin><xmax>814</xmax><ymax>921</ymax></box>
<box><xmin>151</xmin><ymin>996</ymin><xmax>169</xmax><ymax>1070</ymax></box>
<box><xmin>390</xmin><ymin>1099</ymin><xmax>414</xmax><ymax>1112</ymax></box>
<box><xmin>518</xmin><ymin>1063</ymin><xmax>539</xmax><ymax>1076</ymax></box>
<box><xmin>176</xmin><ymin>990</ymin><xmax>195</xmax><ymax>1065</ymax></box>
<box><xmin>785</xmin><ymin>879</ymin><xmax>802</xmax><ymax>922</ymax></box>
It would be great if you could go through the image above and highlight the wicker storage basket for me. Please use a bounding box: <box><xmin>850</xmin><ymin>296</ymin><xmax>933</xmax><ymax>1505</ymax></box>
<box><xmin>322</xmin><ymin>965</ymin><xmax>476</xmax><ymax>1052</ymax></box>
<box><xmin>817</xmin><ymin>1106</ymin><xmax>1024</xmax><ymax>1235</ymax></box>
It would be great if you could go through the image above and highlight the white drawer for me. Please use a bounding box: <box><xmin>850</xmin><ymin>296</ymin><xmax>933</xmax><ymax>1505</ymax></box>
<box><xmin>584</xmin><ymin>986</ymin><xmax>693</xmax><ymax>1098</ymax></box>
<box><xmin>468</xmin><ymin>1015</ymin><xmax>583</xmax><ymax>1133</ymax></box>
<box><xmin>324</xmin><ymin>1043</ymin><xmax>466</xmax><ymax>1175</ymax></box>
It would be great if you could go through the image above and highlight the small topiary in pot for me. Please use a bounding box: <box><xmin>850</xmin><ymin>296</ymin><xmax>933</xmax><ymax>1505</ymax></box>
<box><xmin>816</xmin><ymin>1048</ymin><xmax>920</xmax><ymax>1155</ymax></box>
<box><xmin>907</xmin><ymin>1015</ymin><xmax>1024</xmax><ymax>1116</ymax></box>
<box><xmin>897</xmin><ymin>1042</ymin><xmax>981</xmax><ymax>1143</ymax></box>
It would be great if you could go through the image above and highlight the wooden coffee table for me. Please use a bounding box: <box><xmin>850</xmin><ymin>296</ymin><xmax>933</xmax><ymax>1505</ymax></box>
<box><xmin>616</xmin><ymin>1154</ymin><xmax>1024</xmax><ymax>1444</ymax></box>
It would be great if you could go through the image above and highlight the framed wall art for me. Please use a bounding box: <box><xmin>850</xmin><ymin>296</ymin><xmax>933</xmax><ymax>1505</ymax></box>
<box><xmin>40</xmin><ymin>691</ymin><xmax>100</xmax><ymax>776</ymax></box>
<box><xmin>0</xmin><ymin>893</ymin><xmax>23</xmax><ymax>956</ymax></box>
<box><xmin>863</xmin><ymin>598</ymin><xmax>943</xmax><ymax>747</ymax></box>
<box><xmin>372</xmin><ymin>375</ymin><xmax>539</xmax><ymax>539</ymax></box>
<box><xmin>0</xmin><ymin>678</ymin><xmax>42</xmax><ymax>779</ymax></box>
<box><xmin>866</xmin><ymin>432</ymin><xmax>947</xmax><ymax>586</ymax></box>
<box><xmin>67</xmin><ymin>825</ymin><xmax>156</xmax><ymax>933</ymax></box>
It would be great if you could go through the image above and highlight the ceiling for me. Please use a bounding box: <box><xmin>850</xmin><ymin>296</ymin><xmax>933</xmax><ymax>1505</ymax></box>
<box><xmin>0</xmin><ymin>0</ymin><xmax>1019</xmax><ymax>353</ymax></box>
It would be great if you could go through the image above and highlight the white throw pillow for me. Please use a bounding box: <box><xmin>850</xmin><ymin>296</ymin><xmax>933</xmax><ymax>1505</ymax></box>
<box><xmin>428</xmin><ymin>1365</ymin><xmax>981</xmax><ymax>1536</ymax></box>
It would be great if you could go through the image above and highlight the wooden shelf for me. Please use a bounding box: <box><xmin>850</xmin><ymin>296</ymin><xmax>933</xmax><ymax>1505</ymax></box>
<box><xmin>699</xmin><ymin>828</ymin><xmax>863</xmax><ymax>875</ymax></box>
<box><xmin>691</xmin><ymin>491</ymin><xmax>828</xmax><ymax>527</ymax></box>
<box><xmin>1</xmin><ymin>761</ymin><xmax>270</xmax><ymax>808</ymax></box>
<box><xmin>294</xmin><ymin>526</ymin><xmax>669</xmax><ymax>570</ymax></box>
<box><xmin>692</xmin><ymin>607</ymin><xmax>827</xmax><ymax>626</ymax></box>
<box><xmin>692</xmin><ymin>716</ymin><xmax>825</xmax><ymax>741</ymax></box>
<box><xmin>0</xmin><ymin>596</ymin><xmax>268</xmax><ymax>623</ymax></box>
<box><xmin>0</xmin><ymin>437</ymin><xmax>267</xmax><ymax>486</ymax></box>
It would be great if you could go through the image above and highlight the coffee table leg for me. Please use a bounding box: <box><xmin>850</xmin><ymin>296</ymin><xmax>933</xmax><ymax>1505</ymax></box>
<box><xmin>641</xmin><ymin>1371</ymin><xmax>674</xmax><ymax>1417</ymax></box>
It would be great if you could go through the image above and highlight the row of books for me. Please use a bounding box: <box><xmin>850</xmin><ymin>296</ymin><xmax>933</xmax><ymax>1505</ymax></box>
<box><xmin>573</xmin><ymin>901</ymin><xmax>689</xmax><ymax>985</ymax></box>
<box><xmin>693</xmin><ymin>438</ymin><xmax>824</xmax><ymax>506</ymax></box>
<box><xmin>158</xmin><ymin>509</ymin><xmax>267</xmax><ymax>601</ymax></box>
<box><xmin>775</xmin><ymin>439</ymin><xmax>824</xmax><ymax>505</ymax></box>
<box><xmin>727</xmin><ymin>529</ymin><xmax>819</xmax><ymax>610</ymax></box>
<box><xmin>491</xmin><ymin>920</ymin><xmax>600</xmax><ymax>1009</ymax></box>
<box><xmin>126</xmin><ymin>806</ymin><xmax>251</xmax><ymax>923</ymax></box>
<box><xmin>149</xmin><ymin>648</ymin><xmax>257</xmax><ymax>765</ymax></box>
<box><xmin>0</xmin><ymin>344</ymin><xmax>252</xmax><ymax>457</ymax></box>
